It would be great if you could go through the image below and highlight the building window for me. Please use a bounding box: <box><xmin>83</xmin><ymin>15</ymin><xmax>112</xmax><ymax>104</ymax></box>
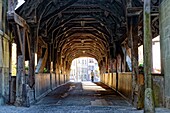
<box><xmin>92</xmin><ymin>66</ymin><xmax>94</xmax><ymax>70</ymax></box>
<box><xmin>89</xmin><ymin>59</ymin><xmax>94</xmax><ymax>63</ymax></box>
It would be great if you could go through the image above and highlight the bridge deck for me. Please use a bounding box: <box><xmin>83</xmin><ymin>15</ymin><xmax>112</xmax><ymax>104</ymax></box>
<box><xmin>36</xmin><ymin>82</ymin><xmax>131</xmax><ymax>107</ymax></box>
<box><xmin>0</xmin><ymin>82</ymin><xmax>170</xmax><ymax>113</ymax></box>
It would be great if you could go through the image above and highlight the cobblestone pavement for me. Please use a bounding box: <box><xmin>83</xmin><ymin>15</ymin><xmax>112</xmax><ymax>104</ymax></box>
<box><xmin>0</xmin><ymin>82</ymin><xmax>170</xmax><ymax>113</ymax></box>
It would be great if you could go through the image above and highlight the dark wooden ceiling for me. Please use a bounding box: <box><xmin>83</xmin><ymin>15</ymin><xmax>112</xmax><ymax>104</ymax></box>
<box><xmin>16</xmin><ymin>0</ymin><xmax>159</xmax><ymax>62</ymax></box>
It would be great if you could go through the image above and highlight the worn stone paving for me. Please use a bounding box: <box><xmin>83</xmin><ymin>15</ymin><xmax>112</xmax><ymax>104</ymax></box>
<box><xmin>0</xmin><ymin>82</ymin><xmax>170</xmax><ymax>113</ymax></box>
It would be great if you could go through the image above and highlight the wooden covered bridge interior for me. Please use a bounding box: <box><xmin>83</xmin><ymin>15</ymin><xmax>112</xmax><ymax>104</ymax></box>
<box><xmin>2</xmin><ymin>0</ymin><xmax>169</xmax><ymax>112</ymax></box>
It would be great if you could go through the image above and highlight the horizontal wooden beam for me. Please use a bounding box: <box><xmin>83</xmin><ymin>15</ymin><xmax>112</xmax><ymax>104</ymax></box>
<box><xmin>40</xmin><ymin>0</ymin><xmax>79</xmax><ymax>22</ymax></box>
<box><xmin>127</xmin><ymin>6</ymin><xmax>159</xmax><ymax>17</ymax></box>
<box><xmin>127</xmin><ymin>12</ymin><xmax>159</xmax><ymax>17</ymax></box>
<box><xmin>62</xmin><ymin>10</ymin><xmax>103</xmax><ymax>14</ymax></box>
<box><xmin>7</xmin><ymin>12</ymin><xmax>30</xmax><ymax>32</ymax></box>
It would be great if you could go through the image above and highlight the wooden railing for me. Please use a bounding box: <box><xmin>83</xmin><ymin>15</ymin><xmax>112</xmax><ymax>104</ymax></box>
<box><xmin>101</xmin><ymin>72</ymin><xmax>164</xmax><ymax>107</ymax></box>
<box><xmin>34</xmin><ymin>73</ymin><xmax>69</xmax><ymax>101</ymax></box>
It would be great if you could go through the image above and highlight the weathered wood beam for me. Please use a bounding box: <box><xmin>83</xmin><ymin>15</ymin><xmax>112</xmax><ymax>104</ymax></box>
<box><xmin>121</xmin><ymin>44</ymin><xmax>127</xmax><ymax>72</ymax></box>
<box><xmin>35</xmin><ymin>37</ymin><xmax>48</xmax><ymax>73</ymax></box>
<box><xmin>53</xmin><ymin>25</ymin><xmax>110</xmax><ymax>45</ymax></box>
<box><xmin>28</xmin><ymin>27</ymin><xmax>36</xmax><ymax>88</ymax></box>
<box><xmin>61</xmin><ymin>41</ymin><xmax>105</xmax><ymax>51</ymax></box>
<box><xmin>90</xmin><ymin>24</ymin><xmax>111</xmax><ymax>39</ymax></box>
<box><xmin>59</xmin><ymin>36</ymin><xmax>106</xmax><ymax>53</ymax></box>
<box><xmin>35</xmin><ymin>48</ymin><xmax>48</xmax><ymax>73</ymax></box>
<box><xmin>41</xmin><ymin>9</ymin><xmax>122</xmax><ymax>41</ymax></box>
<box><xmin>143</xmin><ymin>0</ymin><xmax>155</xmax><ymax>112</ymax></box>
<box><xmin>54</xmin><ymin>30</ymin><xmax>107</xmax><ymax>49</ymax></box>
<box><xmin>127</xmin><ymin>6</ymin><xmax>159</xmax><ymax>17</ymax></box>
<box><xmin>63</xmin><ymin>46</ymin><xmax>104</xmax><ymax>56</ymax></box>
<box><xmin>0</xmin><ymin>0</ymin><xmax>2</xmax><ymax>30</ymax></box>
<box><xmin>66</xmin><ymin>51</ymin><xmax>99</xmax><ymax>61</ymax></box>
<box><xmin>66</xmin><ymin>13</ymin><xmax>116</xmax><ymax>37</ymax></box>
<box><xmin>129</xmin><ymin>17</ymin><xmax>141</xmax><ymax>108</ymax></box>
<box><xmin>62</xmin><ymin>9</ymin><xmax>103</xmax><ymax>14</ymax></box>
<box><xmin>15</xmin><ymin>26</ymin><xmax>29</xmax><ymax>107</ymax></box>
<box><xmin>8</xmin><ymin>0</ymin><xmax>17</xmax><ymax>13</ymax></box>
<box><xmin>91</xmin><ymin>14</ymin><xmax>117</xmax><ymax>37</ymax></box>
<box><xmin>16</xmin><ymin>25</ymin><xmax>23</xmax><ymax>55</ymax></box>
<box><xmin>53</xmin><ymin>25</ymin><xmax>74</xmax><ymax>40</ymax></box>
<box><xmin>26</xmin><ymin>32</ymin><xmax>31</xmax><ymax>60</ymax></box>
<box><xmin>69</xmin><ymin>4</ymin><xmax>100</xmax><ymax>8</ymax></box>
<box><xmin>64</xmin><ymin>49</ymin><xmax>102</xmax><ymax>59</ymax></box>
<box><xmin>38</xmin><ymin>36</ymin><xmax>48</xmax><ymax>48</ymax></box>
<box><xmin>7</xmin><ymin>12</ymin><xmax>30</xmax><ymax>32</ymax></box>
<box><xmin>47</xmin><ymin>44</ymin><xmax>53</xmax><ymax>88</ymax></box>
<box><xmin>95</xmin><ymin>1</ymin><xmax>125</xmax><ymax>21</ymax></box>
<box><xmin>82</xmin><ymin>30</ymin><xmax>108</xmax><ymax>42</ymax></box>
<box><xmin>47</xmin><ymin>14</ymin><xmax>78</xmax><ymax>34</ymax></box>
<box><xmin>15</xmin><ymin>56</ymin><xmax>25</xmax><ymax>106</ymax></box>
<box><xmin>40</xmin><ymin>0</ymin><xmax>79</xmax><ymax>22</ymax></box>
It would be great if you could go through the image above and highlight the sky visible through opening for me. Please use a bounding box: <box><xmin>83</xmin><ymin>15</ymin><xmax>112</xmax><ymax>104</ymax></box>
<box><xmin>16</xmin><ymin>0</ymin><xmax>25</xmax><ymax>9</ymax></box>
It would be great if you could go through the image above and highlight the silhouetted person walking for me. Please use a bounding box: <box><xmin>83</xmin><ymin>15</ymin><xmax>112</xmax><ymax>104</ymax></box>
<box><xmin>91</xmin><ymin>70</ymin><xmax>94</xmax><ymax>82</ymax></box>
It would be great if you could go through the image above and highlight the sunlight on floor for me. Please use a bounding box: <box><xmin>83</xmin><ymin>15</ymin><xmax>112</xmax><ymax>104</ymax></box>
<box><xmin>82</xmin><ymin>82</ymin><xmax>106</xmax><ymax>91</ymax></box>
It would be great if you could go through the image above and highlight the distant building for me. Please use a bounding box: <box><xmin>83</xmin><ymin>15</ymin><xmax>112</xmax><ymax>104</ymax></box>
<box><xmin>70</xmin><ymin>57</ymin><xmax>100</xmax><ymax>82</ymax></box>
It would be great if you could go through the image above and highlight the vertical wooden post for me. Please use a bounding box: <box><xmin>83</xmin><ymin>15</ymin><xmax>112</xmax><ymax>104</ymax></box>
<box><xmin>29</xmin><ymin>27</ymin><xmax>36</xmax><ymax>88</ymax></box>
<box><xmin>144</xmin><ymin>0</ymin><xmax>155</xmax><ymax>112</ymax></box>
<box><xmin>116</xmin><ymin>58</ymin><xmax>118</xmax><ymax>91</ymax></box>
<box><xmin>2</xmin><ymin>0</ymin><xmax>6</xmax><ymax>33</ymax></box>
<box><xmin>127</xmin><ymin>0</ymin><xmax>138</xmax><ymax>105</ymax></box>
<box><xmin>0</xmin><ymin>35</ymin><xmax>5</xmax><ymax>105</ymax></box>
<box><xmin>110</xmin><ymin>58</ymin><xmax>114</xmax><ymax>87</ymax></box>
<box><xmin>0</xmin><ymin>0</ymin><xmax>4</xmax><ymax>105</ymax></box>
<box><xmin>121</xmin><ymin>45</ymin><xmax>126</xmax><ymax>72</ymax></box>
<box><xmin>129</xmin><ymin>18</ymin><xmax>135</xmax><ymax>104</ymax></box>
<box><xmin>48</xmin><ymin>44</ymin><xmax>53</xmax><ymax>90</ymax></box>
<box><xmin>9</xmin><ymin>41</ymin><xmax>12</xmax><ymax>103</ymax></box>
<box><xmin>8</xmin><ymin>0</ymin><xmax>17</xmax><ymax>12</ymax></box>
<box><xmin>127</xmin><ymin>0</ymin><xmax>132</xmax><ymax>7</ymax></box>
<box><xmin>15</xmin><ymin>27</ymin><xmax>27</xmax><ymax>106</ymax></box>
<box><xmin>124</xmin><ymin>47</ymin><xmax>127</xmax><ymax>72</ymax></box>
<box><xmin>15</xmin><ymin>55</ymin><xmax>25</xmax><ymax>106</ymax></box>
<box><xmin>129</xmin><ymin>18</ymin><xmax>140</xmax><ymax>108</ymax></box>
<box><xmin>0</xmin><ymin>0</ymin><xmax>2</xmax><ymax>30</ymax></box>
<box><xmin>47</xmin><ymin>44</ymin><xmax>51</xmax><ymax>72</ymax></box>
